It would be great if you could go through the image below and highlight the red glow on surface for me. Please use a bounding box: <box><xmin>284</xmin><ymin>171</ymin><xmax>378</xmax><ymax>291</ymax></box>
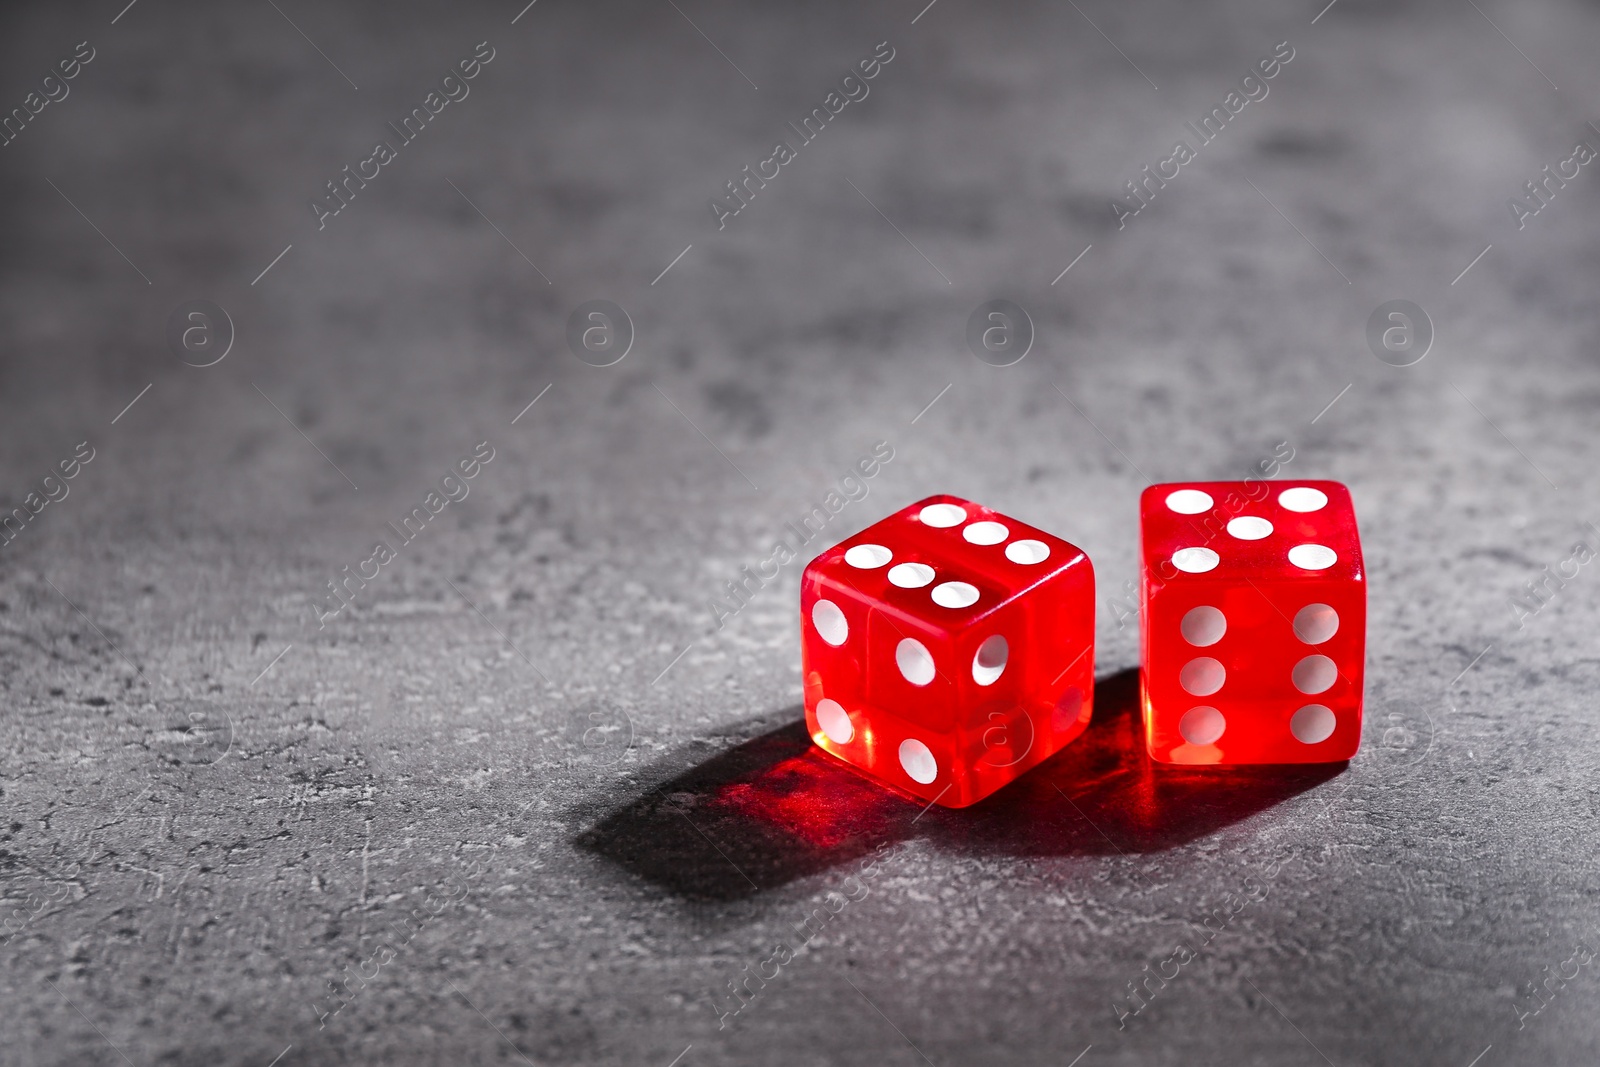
<box><xmin>578</xmin><ymin>673</ymin><xmax>1343</xmax><ymax>902</ymax></box>
<box><xmin>704</xmin><ymin>750</ymin><xmax>912</xmax><ymax>850</ymax></box>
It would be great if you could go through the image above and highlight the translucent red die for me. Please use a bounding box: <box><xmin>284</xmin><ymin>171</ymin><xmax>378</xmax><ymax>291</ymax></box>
<box><xmin>1139</xmin><ymin>480</ymin><xmax>1366</xmax><ymax>765</ymax></box>
<box><xmin>800</xmin><ymin>494</ymin><xmax>1095</xmax><ymax>808</ymax></box>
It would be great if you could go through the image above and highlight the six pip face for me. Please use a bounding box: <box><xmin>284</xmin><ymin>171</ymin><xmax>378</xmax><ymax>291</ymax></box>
<box><xmin>798</xmin><ymin>482</ymin><xmax>1367</xmax><ymax>807</ymax></box>
<box><xmin>1139</xmin><ymin>480</ymin><xmax>1366</xmax><ymax>766</ymax></box>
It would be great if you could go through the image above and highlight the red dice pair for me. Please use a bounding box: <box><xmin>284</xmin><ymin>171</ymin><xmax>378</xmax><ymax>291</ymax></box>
<box><xmin>800</xmin><ymin>484</ymin><xmax>1365</xmax><ymax>808</ymax></box>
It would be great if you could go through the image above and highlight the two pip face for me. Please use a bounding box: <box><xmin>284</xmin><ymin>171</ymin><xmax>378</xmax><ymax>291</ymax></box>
<box><xmin>800</xmin><ymin>485</ymin><xmax>1365</xmax><ymax>808</ymax></box>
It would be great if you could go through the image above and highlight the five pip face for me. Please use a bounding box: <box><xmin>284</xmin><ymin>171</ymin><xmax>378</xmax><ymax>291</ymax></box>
<box><xmin>799</xmin><ymin>484</ymin><xmax>1365</xmax><ymax>806</ymax></box>
<box><xmin>800</xmin><ymin>495</ymin><xmax>1096</xmax><ymax>809</ymax></box>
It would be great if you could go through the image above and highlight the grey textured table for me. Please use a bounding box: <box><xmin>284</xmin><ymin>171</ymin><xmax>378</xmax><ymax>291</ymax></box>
<box><xmin>2</xmin><ymin>0</ymin><xmax>1598</xmax><ymax>1064</ymax></box>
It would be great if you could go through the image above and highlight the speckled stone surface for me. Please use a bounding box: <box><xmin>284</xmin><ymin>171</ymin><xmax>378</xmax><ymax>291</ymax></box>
<box><xmin>2</xmin><ymin>0</ymin><xmax>1598</xmax><ymax>1063</ymax></box>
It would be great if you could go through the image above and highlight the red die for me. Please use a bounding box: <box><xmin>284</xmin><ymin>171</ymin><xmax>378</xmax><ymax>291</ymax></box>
<box><xmin>1139</xmin><ymin>480</ymin><xmax>1366</xmax><ymax>765</ymax></box>
<box><xmin>800</xmin><ymin>494</ymin><xmax>1095</xmax><ymax>808</ymax></box>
